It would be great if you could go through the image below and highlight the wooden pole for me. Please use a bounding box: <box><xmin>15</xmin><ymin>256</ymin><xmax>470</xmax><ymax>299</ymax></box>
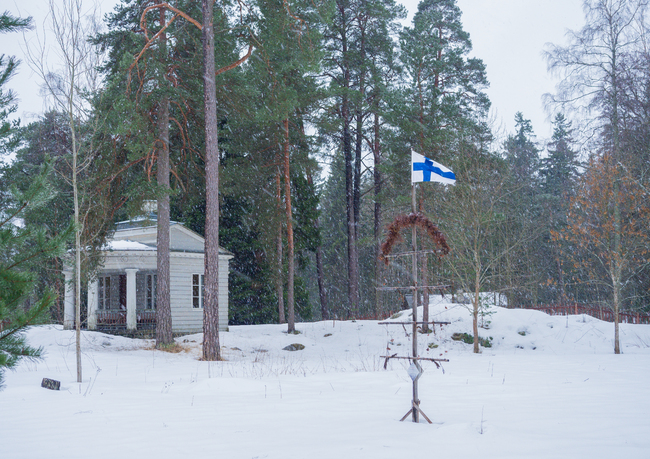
<box><xmin>411</xmin><ymin>183</ymin><xmax>419</xmax><ymax>423</ymax></box>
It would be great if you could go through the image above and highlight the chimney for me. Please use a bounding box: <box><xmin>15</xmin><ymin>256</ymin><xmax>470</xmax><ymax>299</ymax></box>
<box><xmin>142</xmin><ymin>200</ymin><xmax>157</xmax><ymax>215</ymax></box>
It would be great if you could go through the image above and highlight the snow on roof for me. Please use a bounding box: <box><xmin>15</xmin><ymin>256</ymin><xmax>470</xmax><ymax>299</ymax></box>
<box><xmin>105</xmin><ymin>239</ymin><xmax>155</xmax><ymax>251</ymax></box>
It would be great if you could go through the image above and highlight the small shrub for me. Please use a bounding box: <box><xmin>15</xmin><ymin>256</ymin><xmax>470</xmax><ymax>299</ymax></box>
<box><xmin>481</xmin><ymin>336</ymin><xmax>493</xmax><ymax>348</ymax></box>
<box><xmin>451</xmin><ymin>332</ymin><xmax>492</xmax><ymax>348</ymax></box>
<box><xmin>427</xmin><ymin>343</ymin><xmax>439</xmax><ymax>349</ymax></box>
<box><xmin>451</xmin><ymin>332</ymin><xmax>474</xmax><ymax>344</ymax></box>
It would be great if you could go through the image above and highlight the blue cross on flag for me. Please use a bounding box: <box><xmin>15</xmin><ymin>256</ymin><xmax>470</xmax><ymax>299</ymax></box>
<box><xmin>411</xmin><ymin>151</ymin><xmax>456</xmax><ymax>185</ymax></box>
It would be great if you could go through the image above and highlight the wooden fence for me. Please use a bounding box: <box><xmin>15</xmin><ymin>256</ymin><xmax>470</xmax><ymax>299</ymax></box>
<box><xmin>526</xmin><ymin>303</ymin><xmax>650</xmax><ymax>325</ymax></box>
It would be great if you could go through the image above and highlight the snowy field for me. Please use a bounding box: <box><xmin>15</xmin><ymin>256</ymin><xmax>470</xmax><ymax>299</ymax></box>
<box><xmin>3</xmin><ymin>296</ymin><xmax>650</xmax><ymax>459</ymax></box>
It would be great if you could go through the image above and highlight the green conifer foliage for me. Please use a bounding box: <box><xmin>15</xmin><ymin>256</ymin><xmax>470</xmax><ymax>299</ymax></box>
<box><xmin>399</xmin><ymin>0</ymin><xmax>489</xmax><ymax>160</ymax></box>
<box><xmin>0</xmin><ymin>163</ymin><xmax>72</xmax><ymax>389</ymax></box>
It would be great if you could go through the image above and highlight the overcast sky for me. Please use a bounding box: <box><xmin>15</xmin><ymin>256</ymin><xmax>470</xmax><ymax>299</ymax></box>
<box><xmin>1</xmin><ymin>0</ymin><xmax>586</xmax><ymax>145</ymax></box>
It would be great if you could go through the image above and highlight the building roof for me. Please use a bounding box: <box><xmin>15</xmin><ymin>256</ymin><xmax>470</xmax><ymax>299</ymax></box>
<box><xmin>109</xmin><ymin>214</ymin><xmax>233</xmax><ymax>257</ymax></box>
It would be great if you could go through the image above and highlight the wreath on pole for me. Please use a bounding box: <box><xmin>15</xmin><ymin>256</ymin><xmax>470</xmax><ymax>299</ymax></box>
<box><xmin>379</xmin><ymin>213</ymin><xmax>450</xmax><ymax>264</ymax></box>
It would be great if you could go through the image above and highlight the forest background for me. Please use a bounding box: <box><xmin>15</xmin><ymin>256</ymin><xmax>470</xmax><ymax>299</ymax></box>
<box><xmin>1</xmin><ymin>0</ymin><xmax>650</xmax><ymax>351</ymax></box>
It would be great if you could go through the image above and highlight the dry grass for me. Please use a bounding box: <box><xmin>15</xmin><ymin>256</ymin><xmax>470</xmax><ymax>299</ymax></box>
<box><xmin>143</xmin><ymin>343</ymin><xmax>190</xmax><ymax>353</ymax></box>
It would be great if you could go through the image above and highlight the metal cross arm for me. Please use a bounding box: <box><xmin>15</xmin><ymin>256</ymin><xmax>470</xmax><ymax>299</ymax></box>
<box><xmin>376</xmin><ymin>285</ymin><xmax>451</xmax><ymax>291</ymax></box>
<box><xmin>378</xmin><ymin>321</ymin><xmax>451</xmax><ymax>325</ymax></box>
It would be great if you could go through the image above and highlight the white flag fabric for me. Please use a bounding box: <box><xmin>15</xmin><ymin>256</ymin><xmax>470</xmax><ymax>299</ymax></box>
<box><xmin>411</xmin><ymin>151</ymin><xmax>456</xmax><ymax>185</ymax></box>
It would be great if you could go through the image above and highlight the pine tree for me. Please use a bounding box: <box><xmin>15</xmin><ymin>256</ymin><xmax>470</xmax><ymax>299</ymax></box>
<box><xmin>397</xmin><ymin>0</ymin><xmax>489</xmax><ymax>322</ymax></box>
<box><xmin>398</xmin><ymin>0</ymin><xmax>489</xmax><ymax>158</ymax></box>
<box><xmin>322</xmin><ymin>0</ymin><xmax>361</xmax><ymax>317</ymax></box>
<box><xmin>0</xmin><ymin>162</ymin><xmax>72</xmax><ymax>389</ymax></box>
<box><xmin>0</xmin><ymin>11</ymin><xmax>31</xmax><ymax>156</ymax></box>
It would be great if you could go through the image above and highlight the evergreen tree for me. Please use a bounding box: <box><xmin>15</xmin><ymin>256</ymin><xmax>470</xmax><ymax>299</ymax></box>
<box><xmin>1</xmin><ymin>113</ymin><xmax>75</xmax><ymax>322</ymax></box>
<box><xmin>398</xmin><ymin>0</ymin><xmax>489</xmax><ymax>159</ymax></box>
<box><xmin>397</xmin><ymin>0</ymin><xmax>489</xmax><ymax>322</ymax></box>
<box><xmin>503</xmin><ymin>112</ymin><xmax>540</xmax><ymax>185</ymax></box>
<box><xmin>539</xmin><ymin>113</ymin><xmax>580</xmax><ymax>303</ymax></box>
<box><xmin>0</xmin><ymin>162</ymin><xmax>72</xmax><ymax>389</ymax></box>
<box><xmin>541</xmin><ymin>114</ymin><xmax>580</xmax><ymax>198</ymax></box>
<box><xmin>320</xmin><ymin>0</ymin><xmax>406</xmax><ymax>318</ymax></box>
<box><xmin>321</xmin><ymin>0</ymin><xmax>361</xmax><ymax>316</ymax></box>
<box><xmin>0</xmin><ymin>11</ymin><xmax>31</xmax><ymax>156</ymax></box>
<box><xmin>500</xmin><ymin>112</ymin><xmax>541</xmax><ymax>306</ymax></box>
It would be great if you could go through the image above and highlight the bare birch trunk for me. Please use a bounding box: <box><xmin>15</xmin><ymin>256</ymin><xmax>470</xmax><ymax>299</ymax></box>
<box><xmin>67</xmin><ymin>48</ymin><xmax>82</xmax><ymax>384</ymax></box>
<box><xmin>473</xmin><ymin>267</ymin><xmax>480</xmax><ymax>354</ymax></box>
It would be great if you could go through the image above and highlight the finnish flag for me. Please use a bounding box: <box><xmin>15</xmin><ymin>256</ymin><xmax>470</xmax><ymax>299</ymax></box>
<box><xmin>411</xmin><ymin>151</ymin><xmax>456</xmax><ymax>185</ymax></box>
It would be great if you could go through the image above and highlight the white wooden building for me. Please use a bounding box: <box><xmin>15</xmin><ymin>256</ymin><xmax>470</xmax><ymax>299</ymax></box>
<box><xmin>63</xmin><ymin>216</ymin><xmax>233</xmax><ymax>334</ymax></box>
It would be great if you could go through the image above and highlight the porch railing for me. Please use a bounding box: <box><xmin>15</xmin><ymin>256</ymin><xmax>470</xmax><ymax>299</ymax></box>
<box><xmin>96</xmin><ymin>310</ymin><xmax>157</xmax><ymax>330</ymax></box>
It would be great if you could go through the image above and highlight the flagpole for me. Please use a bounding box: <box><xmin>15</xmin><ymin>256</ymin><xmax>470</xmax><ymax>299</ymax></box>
<box><xmin>411</xmin><ymin>181</ymin><xmax>419</xmax><ymax>423</ymax></box>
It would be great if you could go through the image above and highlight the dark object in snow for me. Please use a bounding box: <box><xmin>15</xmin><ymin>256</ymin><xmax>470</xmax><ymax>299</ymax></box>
<box><xmin>41</xmin><ymin>378</ymin><xmax>60</xmax><ymax>390</ymax></box>
<box><xmin>283</xmin><ymin>343</ymin><xmax>305</xmax><ymax>351</ymax></box>
<box><xmin>380</xmin><ymin>213</ymin><xmax>449</xmax><ymax>265</ymax></box>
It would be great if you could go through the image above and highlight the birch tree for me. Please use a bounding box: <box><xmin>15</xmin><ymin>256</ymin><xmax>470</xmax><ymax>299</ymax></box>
<box><xmin>25</xmin><ymin>0</ymin><xmax>106</xmax><ymax>382</ymax></box>
<box><xmin>545</xmin><ymin>0</ymin><xmax>649</xmax><ymax>353</ymax></box>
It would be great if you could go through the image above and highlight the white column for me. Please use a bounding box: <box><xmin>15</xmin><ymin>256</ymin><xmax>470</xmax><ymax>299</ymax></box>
<box><xmin>125</xmin><ymin>269</ymin><xmax>138</xmax><ymax>331</ymax></box>
<box><xmin>87</xmin><ymin>279</ymin><xmax>98</xmax><ymax>330</ymax></box>
<box><xmin>63</xmin><ymin>271</ymin><xmax>74</xmax><ymax>330</ymax></box>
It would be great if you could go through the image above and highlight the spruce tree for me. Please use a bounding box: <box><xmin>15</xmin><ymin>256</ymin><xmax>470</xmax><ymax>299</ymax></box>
<box><xmin>500</xmin><ymin>112</ymin><xmax>541</xmax><ymax>306</ymax></box>
<box><xmin>539</xmin><ymin>113</ymin><xmax>580</xmax><ymax>303</ymax></box>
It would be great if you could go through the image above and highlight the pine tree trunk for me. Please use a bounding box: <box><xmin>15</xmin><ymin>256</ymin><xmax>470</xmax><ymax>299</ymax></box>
<box><xmin>352</xmin><ymin>22</ymin><xmax>366</xmax><ymax>317</ymax></box>
<box><xmin>202</xmin><ymin>0</ymin><xmax>220</xmax><ymax>361</ymax></box>
<box><xmin>373</xmin><ymin>112</ymin><xmax>382</xmax><ymax>319</ymax></box>
<box><xmin>283</xmin><ymin>118</ymin><xmax>296</xmax><ymax>333</ymax></box>
<box><xmin>275</xmin><ymin>168</ymin><xmax>285</xmax><ymax>323</ymax></box>
<box><xmin>336</xmin><ymin>0</ymin><xmax>359</xmax><ymax>318</ymax></box>
<box><xmin>316</xmin><ymin>242</ymin><xmax>328</xmax><ymax>320</ymax></box>
<box><xmin>307</xmin><ymin>169</ymin><xmax>328</xmax><ymax>320</ymax></box>
<box><xmin>156</xmin><ymin>95</ymin><xmax>173</xmax><ymax>346</ymax></box>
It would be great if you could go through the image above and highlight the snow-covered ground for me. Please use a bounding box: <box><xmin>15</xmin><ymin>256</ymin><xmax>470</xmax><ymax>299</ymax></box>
<box><xmin>3</xmin><ymin>296</ymin><xmax>650</xmax><ymax>459</ymax></box>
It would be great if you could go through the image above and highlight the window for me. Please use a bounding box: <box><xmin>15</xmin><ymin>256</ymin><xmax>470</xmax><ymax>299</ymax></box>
<box><xmin>145</xmin><ymin>274</ymin><xmax>157</xmax><ymax>310</ymax></box>
<box><xmin>98</xmin><ymin>276</ymin><xmax>111</xmax><ymax>310</ymax></box>
<box><xmin>192</xmin><ymin>274</ymin><xmax>204</xmax><ymax>308</ymax></box>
